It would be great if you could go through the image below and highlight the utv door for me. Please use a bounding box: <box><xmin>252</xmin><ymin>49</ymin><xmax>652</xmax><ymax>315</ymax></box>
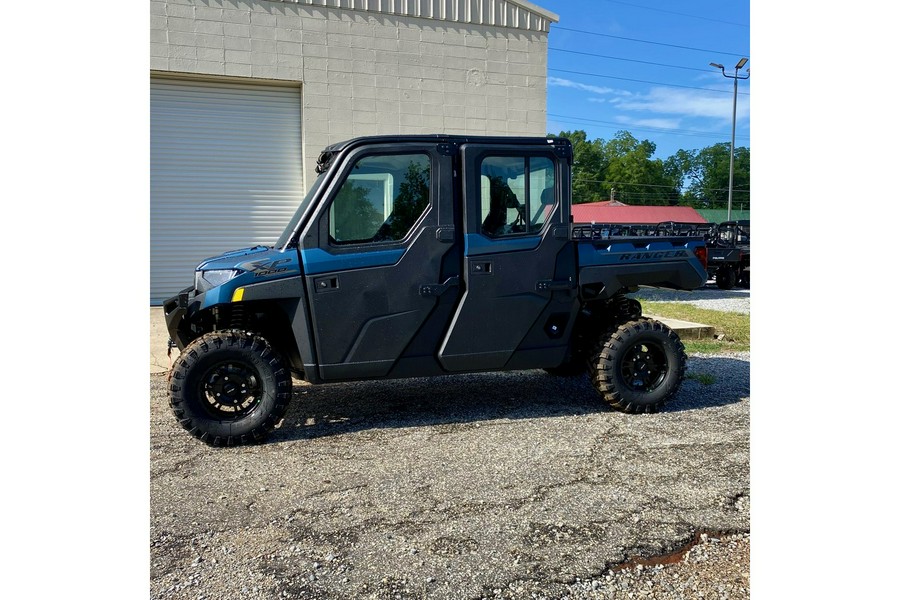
<box><xmin>299</xmin><ymin>144</ymin><xmax>460</xmax><ymax>380</ymax></box>
<box><xmin>438</xmin><ymin>143</ymin><xmax>577</xmax><ymax>372</ymax></box>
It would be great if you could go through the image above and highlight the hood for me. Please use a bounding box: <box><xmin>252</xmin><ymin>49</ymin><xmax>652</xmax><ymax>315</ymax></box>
<box><xmin>197</xmin><ymin>245</ymin><xmax>273</xmax><ymax>271</ymax></box>
<box><xmin>192</xmin><ymin>246</ymin><xmax>302</xmax><ymax>310</ymax></box>
<box><xmin>197</xmin><ymin>246</ymin><xmax>301</xmax><ymax>280</ymax></box>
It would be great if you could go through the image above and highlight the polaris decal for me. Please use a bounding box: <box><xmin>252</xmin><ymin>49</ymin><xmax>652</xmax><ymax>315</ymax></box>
<box><xmin>618</xmin><ymin>250</ymin><xmax>688</xmax><ymax>261</ymax></box>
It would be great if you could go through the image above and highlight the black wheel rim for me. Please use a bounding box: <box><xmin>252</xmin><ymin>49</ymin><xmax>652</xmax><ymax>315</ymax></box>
<box><xmin>619</xmin><ymin>341</ymin><xmax>668</xmax><ymax>393</ymax></box>
<box><xmin>198</xmin><ymin>360</ymin><xmax>263</xmax><ymax>420</ymax></box>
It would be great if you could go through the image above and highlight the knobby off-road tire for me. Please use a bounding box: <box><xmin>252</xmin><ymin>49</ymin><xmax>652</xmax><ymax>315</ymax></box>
<box><xmin>169</xmin><ymin>331</ymin><xmax>292</xmax><ymax>446</ymax></box>
<box><xmin>589</xmin><ymin>318</ymin><xmax>686</xmax><ymax>414</ymax></box>
<box><xmin>716</xmin><ymin>266</ymin><xmax>737</xmax><ymax>290</ymax></box>
<box><xmin>545</xmin><ymin>297</ymin><xmax>642</xmax><ymax>378</ymax></box>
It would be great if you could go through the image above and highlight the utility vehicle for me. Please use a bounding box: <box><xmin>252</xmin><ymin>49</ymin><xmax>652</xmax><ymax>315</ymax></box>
<box><xmin>706</xmin><ymin>220</ymin><xmax>750</xmax><ymax>289</ymax></box>
<box><xmin>164</xmin><ymin>135</ymin><xmax>709</xmax><ymax>446</ymax></box>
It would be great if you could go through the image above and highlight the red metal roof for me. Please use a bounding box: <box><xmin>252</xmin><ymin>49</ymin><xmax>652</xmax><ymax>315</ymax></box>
<box><xmin>571</xmin><ymin>202</ymin><xmax>707</xmax><ymax>224</ymax></box>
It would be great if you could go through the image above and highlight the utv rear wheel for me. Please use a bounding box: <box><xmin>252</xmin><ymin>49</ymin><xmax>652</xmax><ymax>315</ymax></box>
<box><xmin>589</xmin><ymin>319</ymin><xmax>686</xmax><ymax>414</ymax></box>
<box><xmin>716</xmin><ymin>267</ymin><xmax>737</xmax><ymax>290</ymax></box>
<box><xmin>169</xmin><ymin>331</ymin><xmax>292</xmax><ymax>446</ymax></box>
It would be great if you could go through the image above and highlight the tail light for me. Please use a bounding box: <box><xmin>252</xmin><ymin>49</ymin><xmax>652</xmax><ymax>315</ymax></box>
<box><xmin>693</xmin><ymin>246</ymin><xmax>708</xmax><ymax>270</ymax></box>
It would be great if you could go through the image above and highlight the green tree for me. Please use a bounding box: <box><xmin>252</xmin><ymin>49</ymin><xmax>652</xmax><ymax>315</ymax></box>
<box><xmin>331</xmin><ymin>179</ymin><xmax>384</xmax><ymax>242</ymax></box>
<box><xmin>663</xmin><ymin>149</ymin><xmax>698</xmax><ymax>200</ymax></box>
<box><xmin>377</xmin><ymin>161</ymin><xmax>430</xmax><ymax>240</ymax></box>
<box><xmin>550</xmin><ymin>130</ymin><xmax>608</xmax><ymax>203</ymax></box>
<box><xmin>602</xmin><ymin>132</ymin><xmax>679</xmax><ymax>205</ymax></box>
<box><xmin>682</xmin><ymin>143</ymin><xmax>750</xmax><ymax>210</ymax></box>
<box><xmin>550</xmin><ymin>130</ymin><xmax>750</xmax><ymax>209</ymax></box>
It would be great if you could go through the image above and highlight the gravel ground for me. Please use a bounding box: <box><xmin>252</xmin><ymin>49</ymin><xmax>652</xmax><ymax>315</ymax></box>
<box><xmin>629</xmin><ymin>283</ymin><xmax>750</xmax><ymax>315</ymax></box>
<box><xmin>151</xmin><ymin>282</ymin><xmax>749</xmax><ymax>599</ymax></box>
<box><xmin>151</xmin><ymin>337</ymin><xmax>749</xmax><ymax>599</ymax></box>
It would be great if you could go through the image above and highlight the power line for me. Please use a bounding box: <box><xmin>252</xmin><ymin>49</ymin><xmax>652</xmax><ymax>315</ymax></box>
<box><xmin>549</xmin><ymin>67</ymin><xmax>750</xmax><ymax>96</ymax></box>
<box><xmin>549</xmin><ymin>117</ymin><xmax>737</xmax><ymax>143</ymax></box>
<box><xmin>576</xmin><ymin>179</ymin><xmax>679</xmax><ymax>190</ymax></box>
<box><xmin>572</xmin><ymin>178</ymin><xmax>751</xmax><ymax>193</ymax></box>
<box><xmin>552</xmin><ymin>26</ymin><xmax>749</xmax><ymax>58</ymax></box>
<box><xmin>549</xmin><ymin>47</ymin><xmax>712</xmax><ymax>72</ymax></box>
<box><xmin>599</xmin><ymin>0</ymin><xmax>749</xmax><ymax>28</ymax></box>
<box><xmin>548</xmin><ymin>114</ymin><xmax>750</xmax><ymax>142</ymax></box>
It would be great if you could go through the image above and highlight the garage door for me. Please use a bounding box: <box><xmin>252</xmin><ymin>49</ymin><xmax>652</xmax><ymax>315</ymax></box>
<box><xmin>150</xmin><ymin>76</ymin><xmax>302</xmax><ymax>304</ymax></box>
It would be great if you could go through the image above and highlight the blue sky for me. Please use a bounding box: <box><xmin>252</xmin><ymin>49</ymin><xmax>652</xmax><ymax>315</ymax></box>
<box><xmin>536</xmin><ymin>0</ymin><xmax>750</xmax><ymax>160</ymax></box>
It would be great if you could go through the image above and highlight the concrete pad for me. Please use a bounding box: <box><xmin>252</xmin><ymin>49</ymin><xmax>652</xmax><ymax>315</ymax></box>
<box><xmin>644</xmin><ymin>313</ymin><xmax>717</xmax><ymax>340</ymax></box>
<box><xmin>151</xmin><ymin>307</ymin><xmax>715</xmax><ymax>375</ymax></box>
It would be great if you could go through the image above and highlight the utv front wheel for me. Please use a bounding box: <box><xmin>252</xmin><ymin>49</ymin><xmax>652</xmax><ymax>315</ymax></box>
<box><xmin>169</xmin><ymin>331</ymin><xmax>292</xmax><ymax>446</ymax></box>
<box><xmin>589</xmin><ymin>319</ymin><xmax>686</xmax><ymax>414</ymax></box>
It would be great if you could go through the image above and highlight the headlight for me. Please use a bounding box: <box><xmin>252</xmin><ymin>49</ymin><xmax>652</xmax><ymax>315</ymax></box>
<box><xmin>194</xmin><ymin>269</ymin><xmax>238</xmax><ymax>292</ymax></box>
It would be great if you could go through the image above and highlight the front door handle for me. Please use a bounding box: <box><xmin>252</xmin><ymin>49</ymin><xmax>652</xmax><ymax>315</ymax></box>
<box><xmin>313</xmin><ymin>276</ymin><xmax>339</xmax><ymax>292</ymax></box>
<box><xmin>471</xmin><ymin>261</ymin><xmax>492</xmax><ymax>274</ymax></box>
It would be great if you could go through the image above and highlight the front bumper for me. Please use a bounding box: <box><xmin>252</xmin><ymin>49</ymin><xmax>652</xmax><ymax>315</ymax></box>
<box><xmin>162</xmin><ymin>287</ymin><xmax>200</xmax><ymax>351</ymax></box>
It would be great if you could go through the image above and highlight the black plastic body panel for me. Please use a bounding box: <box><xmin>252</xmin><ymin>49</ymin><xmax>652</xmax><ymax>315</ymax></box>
<box><xmin>435</xmin><ymin>143</ymin><xmax>574</xmax><ymax>372</ymax></box>
<box><xmin>298</xmin><ymin>143</ymin><xmax>461</xmax><ymax>382</ymax></box>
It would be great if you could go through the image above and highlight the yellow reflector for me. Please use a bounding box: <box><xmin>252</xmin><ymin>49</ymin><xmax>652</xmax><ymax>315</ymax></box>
<box><xmin>232</xmin><ymin>288</ymin><xmax>245</xmax><ymax>302</ymax></box>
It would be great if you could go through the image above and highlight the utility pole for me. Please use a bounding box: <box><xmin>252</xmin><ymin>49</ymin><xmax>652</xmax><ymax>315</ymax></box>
<box><xmin>710</xmin><ymin>58</ymin><xmax>749</xmax><ymax>221</ymax></box>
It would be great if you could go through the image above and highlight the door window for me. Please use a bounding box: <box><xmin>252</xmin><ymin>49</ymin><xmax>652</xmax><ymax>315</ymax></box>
<box><xmin>480</xmin><ymin>156</ymin><xmax>555</xmax><ymax>237</ymax></box>
<box><xmin>329</xmin><ymin>153</ymin><xmax>431</xmax><ymax>244</ymax></box>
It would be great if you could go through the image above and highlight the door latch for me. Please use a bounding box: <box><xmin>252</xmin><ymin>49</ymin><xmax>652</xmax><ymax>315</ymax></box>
<box><xmin>471</xmin><ymin>261</ymin><xmax>492</xmax><ymax>274</ymax></box>
<box><xmin>313</xmin><ymin>276</ymin><xmax>339</xmax><ymax>292</ymax></box>
<box><xmin>419</xmin><ymin>276</ymin><xmax>459</xmax><ymax>298</ymax></box>
<box><xmin>536</xmin><ymin>277</ymin><xmax>575</xmax><ymax>292</ymax></box>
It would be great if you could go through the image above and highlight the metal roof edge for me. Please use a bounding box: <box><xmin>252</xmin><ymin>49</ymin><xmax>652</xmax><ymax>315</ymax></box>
<box><xmin>263</xmin><ymin>0</ymin><xmax>559</xmax><ymax>32</ymax></box>
<box><xmin>508</xmin><ymin>0</ymin><xmax>560</xmax><ymax>23</ymax></box>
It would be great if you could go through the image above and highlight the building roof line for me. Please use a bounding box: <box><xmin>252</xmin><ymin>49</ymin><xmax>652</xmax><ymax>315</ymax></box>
<box><xmin>267</xmin><ymin>0</ymin><xmax>558</xmax><ymax>32</ymax></box>
<box><xmin>508</xmin><ymin>0</ymin><xmax>559</xmax><ymax>23</ymax></box>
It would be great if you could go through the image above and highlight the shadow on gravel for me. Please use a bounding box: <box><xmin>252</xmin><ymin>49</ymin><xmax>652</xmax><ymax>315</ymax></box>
<box><xmin>267</xmin><ymin>356</ymin><xmax>749</xmax><ymax>443</ymax></box>
<box><xmin>671</xmin><ymin>356</ymin><xmax>750</xmax><ymax>412</ymax></box>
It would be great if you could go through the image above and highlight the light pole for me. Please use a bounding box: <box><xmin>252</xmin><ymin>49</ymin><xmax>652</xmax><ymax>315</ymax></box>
<box><xmin>710</xmin><ymin>58</ymin><xmax>749</xmax><ymax>221</ymax></box>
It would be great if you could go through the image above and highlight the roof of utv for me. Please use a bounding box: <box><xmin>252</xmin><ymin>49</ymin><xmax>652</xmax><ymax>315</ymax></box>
<box><xmin>322</xmin><ymin>134</ymin><xmax>572</xmax><ymax>153</ymax></box>
<box><xmin>315</xmin><ymin>135</ymin><xmax>572</xmax><ymax>174</ymax></box>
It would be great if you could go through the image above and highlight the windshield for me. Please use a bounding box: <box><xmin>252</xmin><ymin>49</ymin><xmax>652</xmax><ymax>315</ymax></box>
<box><xmin>275</xmin><ymin>174</ymin><xmax>326</xmax><ymax>249</ymax></box>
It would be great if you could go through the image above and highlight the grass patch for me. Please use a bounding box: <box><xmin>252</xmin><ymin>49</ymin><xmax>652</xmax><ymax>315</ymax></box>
<box><xmin>687</xmin><ymin>372</ymin><xmax>716</xmax><ymax>385</ymax></box>
<box><xmin>639</xmin><ymin>301</ymin><xmax>750</xmax><ymax>354</ymax></box>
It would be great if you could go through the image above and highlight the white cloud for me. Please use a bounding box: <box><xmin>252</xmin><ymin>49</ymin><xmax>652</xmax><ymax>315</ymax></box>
<box><xmin>613</xmin><ymin>87</ymin><xmax>750</xmax><ymax>123</ymax></box>
<box><xmin>614</xmin><ymin>116</ymin><xmax>683</xmax><ymax>130</ymax></box>
<box><xmin>548</xmin><ymin>76</ymin><xmax>631</xmax><ymax>97</ymax></box>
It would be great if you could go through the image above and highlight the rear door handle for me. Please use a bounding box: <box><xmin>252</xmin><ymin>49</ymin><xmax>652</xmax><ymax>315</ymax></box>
<box><xmin>536</xmin><ymin>277</ymin><xmax>575</xmax><ymax>291</ymax></box>
<box><xmin>419</xmin><ymin>276</ymin><xmax>459</xmax><ymax>298</ymax></box>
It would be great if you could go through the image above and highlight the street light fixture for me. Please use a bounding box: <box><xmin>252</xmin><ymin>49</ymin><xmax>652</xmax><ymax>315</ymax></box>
<box><xmin>711</xmin><ymin>58</ymin><xmax>749</xmax><ymax>221</ymax></box>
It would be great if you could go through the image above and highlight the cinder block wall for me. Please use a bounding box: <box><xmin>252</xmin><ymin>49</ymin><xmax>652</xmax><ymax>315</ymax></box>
<box><xmin>151</xmin><ymin>0</ymin><xmax>550</xmax><ymax>190</ymax></box>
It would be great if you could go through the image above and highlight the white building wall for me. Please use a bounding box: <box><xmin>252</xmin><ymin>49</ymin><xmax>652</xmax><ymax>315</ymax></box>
<box><xmin>150</xmin><ymin>0</ymin><xmax>553</xmax><ymax>189</ymax></box>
